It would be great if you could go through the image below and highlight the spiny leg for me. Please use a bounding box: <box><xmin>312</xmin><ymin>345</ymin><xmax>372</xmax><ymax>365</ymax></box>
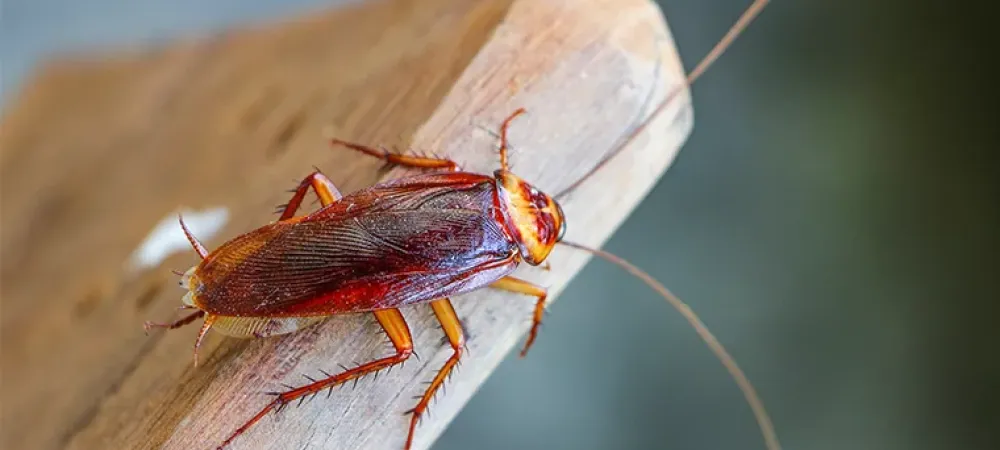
<box><xmin>192</xmin><ymin>314</ymin><xmax>217</xmax><ymax>367</ymax></box>
<box><xmin>490</xmin><ymin>276</ymin><xmax>547</xmax><ymax>357</ymax></box>
<box><xmin>143</xmin><ymin>310</ymin><xmax>205</xmax><ymax>334</ymax></box>
<box><xmin>329</xmin><ymin>138</ymin><xmax>458</xmax><ymax>171</ymax></box>
<box><xmin>168</xmin><ymin>173</ymin><xmax>343</xmax><ymax>368</ymax></box>
<box><xmin>277</xmin><ymin>170</ymin><xmax>343</xmax><ymax>220</ymax></box>
<box><xmin>497</xmin><ymin>108</ymin><xmax>526</xmax><ymax>172</ymax></box>
<box><xmin>219</xmin><ymin>308</ymin><xmax>413</xmax><ymax>449</ymax></box>
<box><xmin>405</xmin><ymin>298</ymin><xmax>465</xmax><ymax>450</ymax></box>
<box><xmin>140</xmin><ymin>297</ymin><xmax>213</xmax><ymax>366</ymax></box>
<box><xmin>147</xmin><ymin>214</ymin><xmax>208</xmax><ymax>339</ymax></box>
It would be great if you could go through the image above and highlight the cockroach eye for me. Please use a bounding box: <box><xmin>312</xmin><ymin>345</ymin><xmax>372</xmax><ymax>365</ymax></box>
<box><xmin>556</xmin><ymin>202</ymin><xmax>567</xmax><ymax>241</ymax></box>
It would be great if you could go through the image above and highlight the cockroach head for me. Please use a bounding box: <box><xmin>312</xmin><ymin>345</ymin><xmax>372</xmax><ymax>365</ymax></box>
<box><xmin>494</xmin><ymin>170</ymin><xmax>566</xmax><ymax>265</ymax></box>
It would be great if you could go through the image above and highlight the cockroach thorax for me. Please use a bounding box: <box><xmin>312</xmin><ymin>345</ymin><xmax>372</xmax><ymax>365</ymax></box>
<box><xmin>493</xmin><ymin>170</ymin><xmax>566</xmax><ymax>266</ymax></box>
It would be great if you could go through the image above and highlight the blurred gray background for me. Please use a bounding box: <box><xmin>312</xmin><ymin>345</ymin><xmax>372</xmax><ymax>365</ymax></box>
<box><xmin>2</xmin><ymin>1</ymin><xmax>995</xmax><ymax>449</ymax></box>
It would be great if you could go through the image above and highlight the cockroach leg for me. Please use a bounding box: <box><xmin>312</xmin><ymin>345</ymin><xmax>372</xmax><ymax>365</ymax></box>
<box><xmin>278</xmin><ymin>170</ymin><xmax>343</xmax><ymax>221</ymax></box>
<box><xmin>143</xmin><ymin>310</ymin><xmax>205</xmax><ymax>335</ymax></box>
<box><xmin>329</xmin><ymin>138</ymin><xmax>458</xmax><ymax>171</ymax></box>
<box><xmin>497</xmin><ymin>108</ymin><xmax>526</xmax><ymax>172</ymax></box>
<box><xmin>192</xmin><ymin>314</ymin><xmax>217</xmax><ymax>368</ymax></box>
<box><xmin>220</xmin><ymin>308</ymin><xmax>413</xmax><ymax>449</ymax></box>
<box><xmin>405</xmin><ymin>298</ymin><xmax>465</xmax><ymax>450</ymax></box>
<box><xmin>488</xmin><ymin>276</ymin><xmax>547</xmax><ymax>357</ymax></box>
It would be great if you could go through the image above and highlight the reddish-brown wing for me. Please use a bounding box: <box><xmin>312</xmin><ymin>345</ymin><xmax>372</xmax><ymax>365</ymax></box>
<box><xmin>192</xmin><ymin>173</ymin><xmax>519</xmax><ymax>317</ymax></box>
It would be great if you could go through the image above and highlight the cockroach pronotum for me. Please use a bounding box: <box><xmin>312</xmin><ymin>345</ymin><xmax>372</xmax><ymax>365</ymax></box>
<box><xmin>144</xmin><ymin>1</ymin><xmax>778</xmax><ymax>449</ymax></box>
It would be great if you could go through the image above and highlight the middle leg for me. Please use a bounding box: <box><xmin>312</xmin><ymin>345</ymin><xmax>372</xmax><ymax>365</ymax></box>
<box><xmin>404</xmin><ymin>298</ymin><xmax>465</xmax><ymax>450</ymax></box>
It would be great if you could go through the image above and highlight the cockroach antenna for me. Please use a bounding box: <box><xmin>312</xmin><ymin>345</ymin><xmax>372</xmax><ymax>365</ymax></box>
<box><xmin>559</xmin><ymin>241</ymin><xmax>781</xmax><ymax>450</ymax></box>
<box><xmin>556</xmin><ymin>2</ymin><xmax>780</xmax><ymax>450</ymax></box>
<box><xmin>555</xmin><ymin>0</ymin><xmax>770</xmax><ymax>200</ymax></box>
<box><xmin>150</xmin><ymin>2</ymin><xmax>776</xmax><ymax>449</ymax></box>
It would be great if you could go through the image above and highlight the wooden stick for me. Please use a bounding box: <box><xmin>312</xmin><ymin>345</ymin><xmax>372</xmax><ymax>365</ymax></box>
<box><xmin>0</xmin><ymin>0</ymin><xmax>691</xmax><ymax>449</ymax></box>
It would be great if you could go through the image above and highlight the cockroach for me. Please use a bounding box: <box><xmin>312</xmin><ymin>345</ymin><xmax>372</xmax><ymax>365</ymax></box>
<box><xmin>144</xmin><ymin>1</ymin><xmax>778</xmax><ymax>449</ymax></box>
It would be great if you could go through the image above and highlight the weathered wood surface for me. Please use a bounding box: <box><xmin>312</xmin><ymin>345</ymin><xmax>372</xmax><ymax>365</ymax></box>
<box><xmin>0</xmin><ymin>0</ymin><xmax>692</xmax><ymax>449</ymax></box>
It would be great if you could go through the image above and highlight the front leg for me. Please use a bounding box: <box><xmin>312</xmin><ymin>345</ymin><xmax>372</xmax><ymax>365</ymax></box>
<box><xmin>329</xmin><ymin>139</ymin><xmax>459</xmax><ymax>171</ymax></box>
<box><xmin>489</xmin><ymin>276</ymin><xmax>548</xmax><ymax>357</ymax></box>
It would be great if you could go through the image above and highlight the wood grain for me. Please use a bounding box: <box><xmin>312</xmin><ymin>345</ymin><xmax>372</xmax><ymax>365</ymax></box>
<box><xmin>0</xmin><ymin>0</ymin><xmax>692</xmax><ymax>449</ymax></box>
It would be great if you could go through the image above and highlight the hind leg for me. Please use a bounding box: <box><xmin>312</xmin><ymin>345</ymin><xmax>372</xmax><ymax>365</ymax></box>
<box><xmin>219</xmin><ymin>308</ymin><xmax>414</xmax><ymax>449</ymax></box>
<box><xmin>143</xmin><ymin>310</ymin><xmax>205</xmax><ymax>334</ymax></box>
<box><xmin>277</xmin><ymin>170</ymin><xmax>343</xmax><ymax>220</ymax></box>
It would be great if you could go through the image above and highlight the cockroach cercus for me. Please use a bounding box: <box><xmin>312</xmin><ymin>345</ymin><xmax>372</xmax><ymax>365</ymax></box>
<box><xmin>143</xmin><ymin>1</ymin><xmax>778</xmax><ymax>449</ymax></box>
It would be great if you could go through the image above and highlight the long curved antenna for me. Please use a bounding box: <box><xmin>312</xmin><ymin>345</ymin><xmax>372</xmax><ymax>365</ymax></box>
<box><xmin>498</xmin><ymin>108</ymin><xmax>527</xmax><ymax>171</ymax></box>
<box><xmin>559</xmin><ymin>240</ymin><xmax>781</xmax><ymax>450</ymax></box>
<box><xmin>555</xmin><ymin>0</ymin><xmax>770</xmax><ymax>199</ymax></box>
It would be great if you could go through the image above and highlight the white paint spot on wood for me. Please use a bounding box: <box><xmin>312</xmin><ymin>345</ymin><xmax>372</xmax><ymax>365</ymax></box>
<box><xmin>127</xmin><ymin>207</ymin><xmax>229</xmax><ymax>272</ymax></box>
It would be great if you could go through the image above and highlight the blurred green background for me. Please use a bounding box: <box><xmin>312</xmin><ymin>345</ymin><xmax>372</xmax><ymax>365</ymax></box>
<box><xmin>2</xmin><ymin>1</ymin><xmax>995</xmax><ymax>449</ymax></box>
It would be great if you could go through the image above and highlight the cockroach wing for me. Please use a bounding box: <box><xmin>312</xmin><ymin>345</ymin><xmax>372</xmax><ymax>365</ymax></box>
<box><xmin>192</xmin><ymin>207</ymin><xmax>518</xmax><ymax>317</ymax></box>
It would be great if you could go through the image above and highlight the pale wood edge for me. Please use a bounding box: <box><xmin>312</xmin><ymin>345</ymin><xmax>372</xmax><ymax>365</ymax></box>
<box><xmin>73</xmin><ymin>0</ymin><xmax>693</xmax><ymax>448</ymax></box>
